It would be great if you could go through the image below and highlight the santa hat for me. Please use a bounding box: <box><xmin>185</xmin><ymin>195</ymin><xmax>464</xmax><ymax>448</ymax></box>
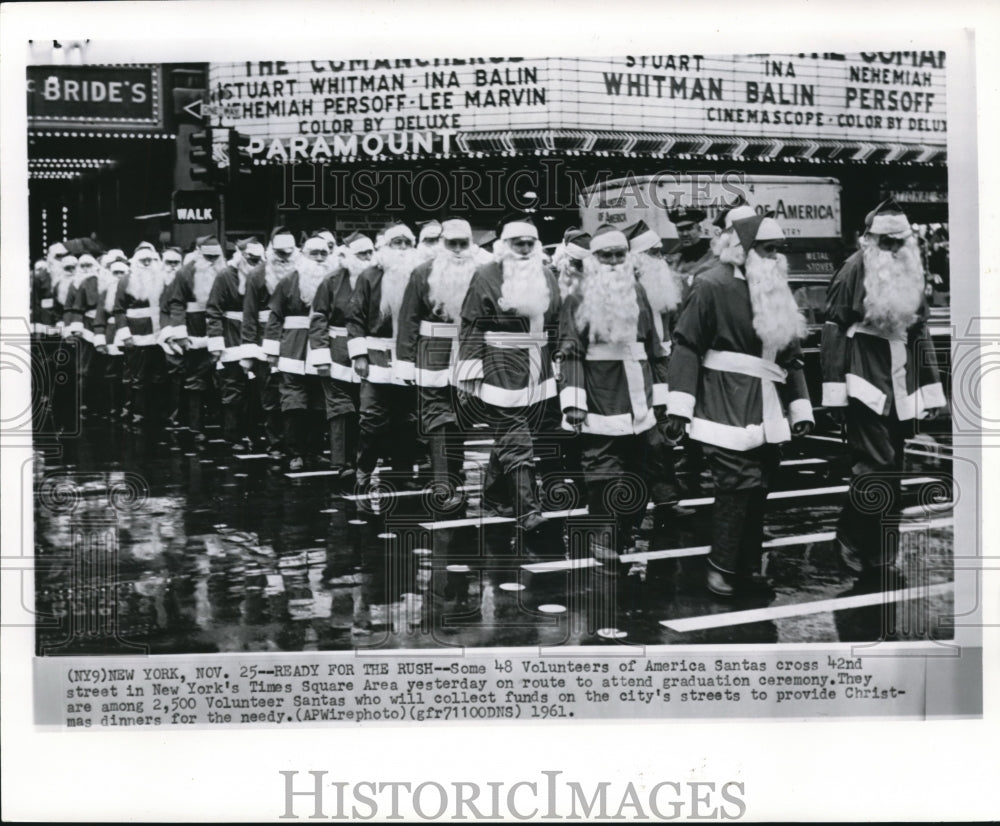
<box><xmin>134</xmin><ymin>241</ymin><xmax>157</xmax><ymax>256</ymax></box>
<box><xmin>109</xmin><ymin>260</ymin><xmax>130</xmax><ymax>276</ymax></box>
<box><xmin>198</xmin><ymin>236</ymin><xmax>223</xmax><ymax>256</ymax></box>
<box><xmin>441</xmin><ymin>219</ymin><xmax>472</xmax><ymax>240</ymax></box>
<box><xmin>715</xmin><ymin>204</ymin><xmax>757</xmax><ymax>231</ymax></box>
<box><xmin>382</xmin><ymin>223</ymin><xmax>415</xmax><ymax>245</ymax></box>
<box><xmin>733</xmin><ymin>215</ymin><xmax>785</xmax><ymax>255</ymax></box>
<box><xmin>270</xmin><ymin>226</ymin><xmax>296</xmax><ymax>252</ymax></box>
<box><xmin>345</xmin><ymin>231</ymin><xmax>375</xmax><ymax>254</ymax></box>
<box><xmin>77</xmin><ymin>253</ymin><xmax>98</xmax><ymax>268</ymax></box>
<box><xmin>624</xmin><ymin>220</ymin><xmax>661</xmax><ymax>254</ymax></box>
<box><xmin>866</xmin><ymin>198</ymin><xmax>912</xmax><ymax>239</ymax></box>
<box><xmin>589</xmin><ymin>224</ymin><xmax>628</xmax><ymax>253</ymax></box>
<box><xmin>237</xmin><ymin>237</ymin><xmax>265</xmax><ymax>258</ymax></box>
<box><xmin>302</xmin><ymin>236</ymin><xmax>329</xmax><ymax>254</ymax></box>
<box><xmin>103</xmin><ymin>249</ymin><xmax>127</xmax><ymax>266</ymax></box>
<box><xmin>48</xmin><ymin>242</ymin><xmax>69</xmax><ymax>258</ymax></box>
<box><xmin>499</xmin><ymin>217</ymin><xmax>538</xmax><ymax>241</ymax></box>
<box><xmin>418</xmin><ymin>220</ymin><xmax>443</xmax><ymax>242</ymax></box>
<box><xmin>564</xmin><ymin>230</ymin><xmax>591</xmax><ymax>261</ymax></box>
<box><xmin>315</xmin><ymin>228</ymin><xmax>336</xmax><ymax>247</ymax></box>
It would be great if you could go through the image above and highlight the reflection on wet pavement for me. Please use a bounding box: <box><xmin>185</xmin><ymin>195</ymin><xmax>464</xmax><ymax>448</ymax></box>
<box><xmin>34</xmin><ymin>422</ymin><xmax>955</xmax><ymax>654</ymax></box>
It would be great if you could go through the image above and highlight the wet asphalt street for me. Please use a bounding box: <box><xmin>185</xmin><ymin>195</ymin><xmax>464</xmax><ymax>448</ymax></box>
<box><xmin>33</xmin><ymin>419</ymin><xmax>955</xmax><ymax>655</ymax></box>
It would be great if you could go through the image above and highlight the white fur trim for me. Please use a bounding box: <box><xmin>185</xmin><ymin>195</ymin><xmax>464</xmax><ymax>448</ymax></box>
<box><xmin>846</xmin><ymin>372</ymin><xmax>888</xmax><ymax>414</ymax></box>
<box><xmin>207</xmin><ymin>336</ymin><xmax>225</xmax><ymax>353</ymax></box>
<box><xmin>590</xmin><ymin>230</ymin><xmax>629</xmax><ymax>252</ymax></box>
<box><xmin>652</xmin><ymin>383</ymin><xmax>669</xmax><ymax>407</ymax></box>
<box><xmin>666</xmin><ymin>390</ymin><xmax>695</xmax><ymax>420</ymax></box>
<box><xmin>414</xmin><ymin>366</ymin><xmax>451</xmax><ymax>387</ymax></box>
<box><xmin>689</xmin><ymin>417</ymin><xmax>768</xmax><ymax>451</ymax></box>
<box><xmin>383</xmin><ymin>224</ymin><xmax>415</xmax><ymax>244</ymax></box>
<box><xmin>394</xmin><ymin>359</ymin><xmax>416</xmax><ymax>382</ymax></box>
<box><xmin>567</xmin><ymin>408</ymin><xmax>656</xmax><ymax>436</ymax></box>
<box><xmin>789</xmin><ymin>398</ymin><xmax>815</xmax><ymax>425</ymax></box>
<box><xmin>480</xmin><ymin>377</ymin><xmax>556</xmax><ymax>408</ymax></box>
<box><xmin>560</xmin><ymin>385</ymin><xmax>587</xmax><ymax>412</ymax></box>
<box><xmin>262</xmin><ymin>338</ymin><xmax>280</xmax><ymax>356</ymax></box>
<box><xmin>629</xmin><ymin>230</ymin><xmax>661</xmax><ymax>254</ymax></box>
<box><xmin>822</xmin><ymin>382</ymin><xmax>848</xmax><ymax>407</ymax></box>
<box><xmin>113</xmin><ymin>326</ymin><xmax>132</xmax><ymax>347</ymax></box>
<box><xmin>500</xmin><ymin>221</ymin><xmax>538</xmax><ymax>241</ymax></box>
<box><xmin>869</xmin><ymin>214</ymin><xmax>912</xmax><ymax>238</ymax></box>
<box><xmin>307</xmin><ymin>347</ymin><xmax>332</xmax><ymax>368</ymax></box>
<box><xmin>349</xmin><ymin>237</ymin><xmax>374</xmax><ymax>254</ymax></box>
<box><xmin>347</xmin><ymin>337</ymin><xmax>369</xmax><ymax>359</ymax></box>
<box><xmin>171</xmin><ymin>326</ymin><xmax>190</xmax><ymax>340</ymax></box>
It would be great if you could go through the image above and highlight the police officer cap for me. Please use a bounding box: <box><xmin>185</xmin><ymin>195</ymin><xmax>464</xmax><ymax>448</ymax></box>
<box><xmin>668</xmin><ymin>207</ymin><xmax>707</xmax><ymax>227</ymax></box>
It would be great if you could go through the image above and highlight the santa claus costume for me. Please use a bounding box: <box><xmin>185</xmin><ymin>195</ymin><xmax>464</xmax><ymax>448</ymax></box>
<box><xmin>458</xmin><ymin>220</ymin><xmax>561</xmax><ymax>532</ymax></box>
<box><xmin>558</xmin><ymin>226</ymin><xmax>671</xmax><ymax>564</ymax></box>
<box><xmin>307</xmin><ymin>233</ymin><xmax>365</xmax><ymax>479</ymax></box>
<box><xmin>167</xmin><ymin>236</ymin><xmax>228</xmax><ymax>440</ymax></box>
<box><xmin>263</xmin><ymin>234</ymin><xmax>332</xmax><ymax>470</ymax></box>
<box><xmin>346</xmin><ymin>223</ymin><xmax>423</xmax><ymax>493</ymax></box>
<box><xmin>667</xmin><ymin>215</ymin><xmax>814</xmax><ymax>597</ymax></box>
<box><xmin>395</xmin><ymin>219</ymin><xmax>479</xmax><ymax>512</ymax></box>
<box><xmin>207</xmin><ymin>238</ymin><xmax>265</xmax><ymax>450</ymax></box>
<box><xmin>821</xmin><ymin>200</ymin><xmax>945</xmax><ymax>584</ymax></box>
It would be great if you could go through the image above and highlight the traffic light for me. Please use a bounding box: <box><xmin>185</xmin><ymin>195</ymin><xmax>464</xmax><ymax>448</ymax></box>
<box><xmin>229</xmin><ymin>129</ymin><xmax>253</xmax><ymax>185</ymax></box>
<box><xmin>188</xmin><ymin>128</ymin><xmax>215</xmax><ymax>184</ymax></box>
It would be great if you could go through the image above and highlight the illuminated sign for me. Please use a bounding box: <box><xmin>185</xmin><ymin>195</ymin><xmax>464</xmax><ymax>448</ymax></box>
<box><xmin>27</xmin><ymin>65</ymin><xmax>162</xmax><ymax>130</ymax></box>
<box><xmin>207</xmin><ymin>52</ymin><xmax>947</xmax><ymax>160</ymax></box>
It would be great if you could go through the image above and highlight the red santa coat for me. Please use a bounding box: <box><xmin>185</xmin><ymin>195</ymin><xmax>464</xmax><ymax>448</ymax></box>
<box><xmin>112</xmin><ymin>277</ymin><xmax>163</xmax><ymax>348</ymax></box>
<box><xmin>394</xmin><ymin>260</ymin><xmax>466</xmax><ymax>387</ymax></box>
<box><xmin>166</xmin><ymin>264</ymin><xmax>211</xmax><ymax>349</ymax></box>
<box><xmin>458</xmin><ymin>261</ymin><xmax>560</xmax><ymax>409</ymax></box>
<box><xmin>263</xmin><ymin>272</ymin><xmax>317</xmax><ymax>375</ymax></box>
<box><xmin>65</xmin><ymin>275</ymin><xmax>101</xmax><ymax>343</ymax></box>
<box><xmin>557</xmin><ymin>284</ymin><xmax>669</xmax><ymax>436</ymax></box>
<box><xmin>206</xmin><ymin>264</ymin><xmax>262</xmax><ymax>363</ymax></box>
<box><xmin>93</xmin><ymin>285</ymin><xmax>121</xmax><ymax>354</ymax></box>
<box><xmin>241</xmin><ymin>268</ymin><xmax>275</xmax><ymax>361</ymax></box>
<box><xmin>666</xmin><ymin>262</ymin><xmax>813</xmax><ymax>451</ymax></box>
<box><xmin>31</xmin><ymin>271</ymin><xmax>57</xmax><ymax>335</ymax></box>
<box><xmin>345</xmin><ymin>265</ymin><xmax>405</xmax><ymax>385</ymax></box>
<box><xmin>821</xmin><ymin>250</ymin><xmax>945</xmax><ymax>419</ymax></box>
<box><xmin>307</xmin><ymin>267</ymin><xmax>360</xmax><ymax>384</ymax></box>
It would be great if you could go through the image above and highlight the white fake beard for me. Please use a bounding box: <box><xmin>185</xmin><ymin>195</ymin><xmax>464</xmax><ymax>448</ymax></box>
<box><xmin>557</xmin><ymin>259</ymin><xmax>583</xmax><ymax>300</ymax></box>
<box><xmin>342</xmin><ymin>252</ymin><xmax>370</xmax><ymax>289</ymax></box>
<box><xmin>576</xmin><ymin>257</ymin><xmax>640</xmax><ymax>344</ymax></box>
<box><xmin>192</xmin><ymin>254</ymin><xmax>225</xmax><ymax>305</ymax></box>
<box><xmin>231</xmin><ymin>252</ymin><xmax>252</xmax><ymax>295</ymax></box>
<box><xmin>51</xmin><ymin>261</ymin><xmax>74</xmax><ymax>304</ymax></box>
<box><xmin>377</xmin><ymin>247</ymin><xmax>418</xmax><ymax>322</ymax></box>
<box><xmin>415</xmin><ymin>243</ymin><xmax>439</xmax><ymax>265</ymax></box>
<box><xmin>102</xmin><ymin>272</ymin><xmax>123</xmax><ymax>313</ymax></box>
<box><xmin>861</xmin><ymin>236</ymin><xmax>925</xmax><ymax>337</ymax></box>
<box><xmin>427</xmin><ymin>247</ymin><xmax>476</xmax><ymax>322</ymax></box>
<box><xmin>635</xmin><ymin>253</ymin><xmax>682</xmax><ymax>313</ymax></box>
<box><xmin>744</xmin><ymin>250</ymin><xmax>807</xmax><ymax>352</ymax></box>
<box><xmin>715</xmin><ymin>231</ymin><xmax>746</xmax><ymax>266</ymax></box>
<box><xmin>266</xmin><ymin>249</ymin><xmax>298</xmax><ymax>294</ymax></box>
<box><xmin>497</xmin><ymin>244</ymin><xmax>550</xmax><ymax>323</ymax></box>
<box><xmin>127</xmin><ymin>261</ymin><xmax>166</xmax><ymax>307</ymax></box>
<box><xmin>296</xmin><ymin>257</ymin><xmax>330</xmax><ymax>306</ymax></box>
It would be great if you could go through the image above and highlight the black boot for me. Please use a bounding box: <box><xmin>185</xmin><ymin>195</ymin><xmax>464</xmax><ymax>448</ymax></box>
<box><xmin>223</xmin><ymin>405</ymin><xmax>242</xmax><ymax>449</ymax></box>
<box><xmin>512</xmin><ymin>462</ymin><xmax>545</xmax><ymax>532</ymax></box>
<box><xmin>481</xmin><ymin>451</ymin><xmax>514</xmax><ymax>517</ymax></box>
<box><xmin>284</xmin><ymin>410</ymin><xmax>306</xmax><ymax>471</ymax></box>
<box><xmin>705</xmin><ymin>490</ymin><xmax>754</xmax><ymax>598</ymax></box>
<box><xmin>427</xmin><ymin>426</ymin><xmax>464</xmax><ymax>513</ymax></box>
<box><xmin>187</xmin><ymin>390</ymin><xmax>206</xmax><ymax>443</ymax></box>
<box><xmin>328</xmin><ymin>414</ymin><xmax>349</xmax><ymax>472</ymax></box>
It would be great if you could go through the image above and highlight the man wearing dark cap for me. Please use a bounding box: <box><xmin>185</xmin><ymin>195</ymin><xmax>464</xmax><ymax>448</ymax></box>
<box><xmin>666</xmin><ymin>207</ymin><xmax>716</xmax><ymax>299</ymax></box>
<box><xmin>666</xmin><ymin>214</ymin><xmax>814</xmax><ymax>598</ymax></box>
<box><xmin>821</xmin><ymin>199</ymin><xmax>945</xmax><ymax>589</ymax></box>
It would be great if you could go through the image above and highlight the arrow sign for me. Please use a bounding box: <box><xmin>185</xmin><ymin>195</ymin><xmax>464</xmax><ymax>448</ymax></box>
<box><xmin>182</xmin><ymin>98</ymin><xmax>203</xmax><ymax>120</ymax></box>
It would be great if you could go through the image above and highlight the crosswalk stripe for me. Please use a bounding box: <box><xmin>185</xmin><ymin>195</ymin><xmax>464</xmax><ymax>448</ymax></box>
<box><xmin>658</xmin><ymin>581</ymin><xmax>953</xmax><ymax>633</ymax></box>
<box><xmin>418</xmin><ymin>476</ymin><xmax>943</xmax><ymax>530</ymax></box>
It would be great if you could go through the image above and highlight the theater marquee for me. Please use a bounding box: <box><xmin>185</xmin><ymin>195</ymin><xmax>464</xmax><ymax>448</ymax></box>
<box><xmin>207</xmin><ymin>52</ymin><xmax>947</xmax><ymax>161</ymax></box>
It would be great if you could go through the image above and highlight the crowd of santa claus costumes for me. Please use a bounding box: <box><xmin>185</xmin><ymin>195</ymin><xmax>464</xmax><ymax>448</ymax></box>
<box><xmin>30</xmin><ymin>199</ymin><xmax>945</xmax><ymax>598</ymax></box>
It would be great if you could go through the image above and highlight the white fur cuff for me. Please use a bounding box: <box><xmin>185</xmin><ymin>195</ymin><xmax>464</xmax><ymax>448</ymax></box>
<box><xmin>666</xmin><ymin>390</ymin><xmax>695</xmax><ymax>420</ymax></box>
<box><xmin>306</xmin><ymin>347</ymin><xmax>332</xmax><ymax>368</ymax></box>
<box><xmin>789</xmin><ymin>398</ymin><xmax>815</xmax><ymax>425</ymax></box>
<box><xmin>262</xmin><ymin>338</ymin><xmax>280</xmax><ymax>356</ymax></box>
<box><xmin>822</xmin><ymin>382</ymin><xmax>848</xmax><ymax>408</ymax></box>
<box><xmin>347</xmin><ymin>336</ymin><xmax>368</xmax><ymax>360</ymax></box>
<box><xmin>560</xmin><ymin>385</ymin><xmax>587</xmax><ymax>412</ymax></box>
